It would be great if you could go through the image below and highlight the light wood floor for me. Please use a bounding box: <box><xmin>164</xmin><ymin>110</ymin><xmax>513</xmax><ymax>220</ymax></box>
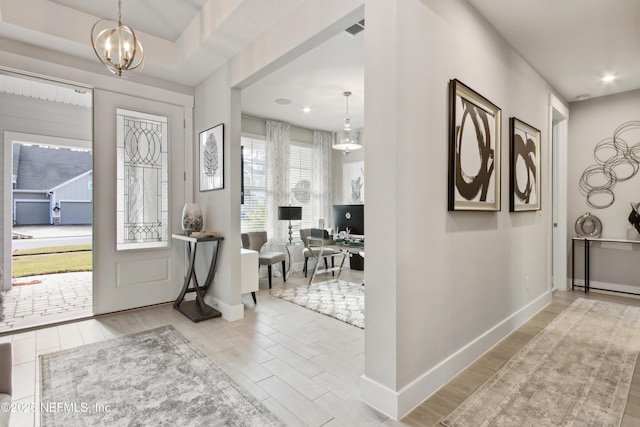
<box><xmin>4</xmin><ymin>271</ymin><xmax>640</xmax><ymax>426</ymax></box>
<box><xmin>397</xmin><ymin>289</ymin><xmax>640</xmax><ymax>427</ymax></box>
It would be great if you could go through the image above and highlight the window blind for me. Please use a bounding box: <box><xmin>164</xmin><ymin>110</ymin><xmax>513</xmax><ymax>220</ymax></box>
<box><xmin>241</xmin><ymin>137</ymin><xmax>267</xmax><ymax>232</ymax></box>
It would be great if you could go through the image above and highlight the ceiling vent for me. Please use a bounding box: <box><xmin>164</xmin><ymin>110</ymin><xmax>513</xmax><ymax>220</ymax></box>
<box><xmin>345</xmin><ymin>19</ymin><xmax>364</xmax><ymax>36</ymax></box>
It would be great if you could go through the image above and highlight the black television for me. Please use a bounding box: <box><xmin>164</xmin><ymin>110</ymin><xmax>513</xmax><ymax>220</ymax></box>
<box><xmin>333</xmin><ymin>204</ymin><xmax>364</xmax><ymax>236</ymax></box>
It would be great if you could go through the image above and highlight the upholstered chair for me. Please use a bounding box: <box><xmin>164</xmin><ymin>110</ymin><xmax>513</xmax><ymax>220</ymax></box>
<box><xmin>241</xmin><ymin>231</ymin><xmax>286</xmax><ymax>289</ymax></box>
<box><xmin>0</xmin><ymin>342</ymin><xmax>12</xmax><ymax>427</ymax></box>
<box><xmin>300</xmin><ymin>228</ymin><xmax>340</xmax><ymax>277</ymax></box>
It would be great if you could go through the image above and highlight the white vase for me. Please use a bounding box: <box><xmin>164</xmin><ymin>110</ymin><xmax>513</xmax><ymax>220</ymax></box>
<box><xmin>181</xmin><ymin>203</ymin><xmax>203</xmax><ymax>235</ymax></box>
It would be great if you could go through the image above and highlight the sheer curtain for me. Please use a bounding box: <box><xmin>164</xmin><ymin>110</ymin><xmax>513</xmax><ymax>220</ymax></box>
<box><xmin>265</xmin><ymin>120</ymin><xmax>290</xmax><ymax>246</ymax></box>
<box><xmin>312</xmin><ymin>130</ymin><xmax>333</xmax><ymax>228</ymax></box>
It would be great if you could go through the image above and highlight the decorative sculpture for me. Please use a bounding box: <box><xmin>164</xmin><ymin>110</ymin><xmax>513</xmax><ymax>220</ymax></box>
<box><xmin>628</xmin><ymin>202</ymin><xmax>640</xmax><ymax>236</ymax></box>
<box><xmin>579</xmin><ymin>121</ymin><xmax>640</xmax><ymax>209</ymax></box>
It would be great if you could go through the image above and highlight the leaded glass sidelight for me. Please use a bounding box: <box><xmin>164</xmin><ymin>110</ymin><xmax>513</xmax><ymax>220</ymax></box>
<box><xmin>116</xmin><ymin>109</ymin><xmax>169</xmax><ymax>250</ymax></box>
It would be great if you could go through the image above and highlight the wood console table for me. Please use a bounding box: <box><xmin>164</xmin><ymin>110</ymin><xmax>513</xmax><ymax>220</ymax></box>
<box><xmin>172</xmin><ymin>233</ymin><xmax>224</xmax><ymax>322</ymax></box>
<box><xmin>572</xmin><ymin>236</ymin><xmax>640</xmax><ymax>295</ymax></box>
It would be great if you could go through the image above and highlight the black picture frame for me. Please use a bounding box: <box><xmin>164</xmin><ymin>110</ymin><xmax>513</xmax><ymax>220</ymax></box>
<box><xmin>448</xmin><ymin>79</ymin><xmax>501</xmax><ymax>211</ymax></box>
<box><xmin>199</xmin><ymin>123</ymin><xmax>224</xmax><ymax>191</ymax></box>
<box><xmin>510</xmin><ymin>117</ymin><xmax>541</xmax><ymax>212</ymax></box>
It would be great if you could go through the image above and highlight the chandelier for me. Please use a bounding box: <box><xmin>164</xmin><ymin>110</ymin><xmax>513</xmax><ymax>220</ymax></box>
<box><xmin>333</xmin><ymin>91</ymin><xmax>362</xmax><ymax>155</ymax></box>
<box><xmin>91</xmin><ymin>0</ymin><xmax>144</xmax><ymax>77</ymax></box>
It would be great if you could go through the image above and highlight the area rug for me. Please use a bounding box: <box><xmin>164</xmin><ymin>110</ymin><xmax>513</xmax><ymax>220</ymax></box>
<box><xmin>440</xmin><ymin>298</ymin><xmax>640</xmax><ymax>427</ymax></box>
<box><xmin>40</xmin><ymin>325</ymin><xmax>284</xmax><ymax>427</ymax></box>
<box><xmin>271</xmin><ymin>280</ymin><xmax>364</xmax><ymax>328</ymax></box>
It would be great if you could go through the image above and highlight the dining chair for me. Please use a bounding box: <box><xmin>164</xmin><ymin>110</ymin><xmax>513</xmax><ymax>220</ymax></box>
<box><xmin>241</xmin><ymin>231</ymin><xmax>286</xmax><ymax>289</ymax></box>
<box><xmin>300</xmin><ymin>228</ymin><xmax>340</xmax><ymax>277</ymax></box>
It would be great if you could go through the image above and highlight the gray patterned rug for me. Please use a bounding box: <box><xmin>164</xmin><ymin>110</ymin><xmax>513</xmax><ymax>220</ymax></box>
<box><xmin>441</xmin><ymin>298</ymin><xmax>640</xmax><ymax>426</ymax></box>
<box><xmin>271</xmin><ymin>280</ymin><xmax>364</xmax><ymax>328</ymax></box>
<box><xmin>40</xmin><ymin>325</ymin><xmax>283</xmax><ymax>427</ymax></box>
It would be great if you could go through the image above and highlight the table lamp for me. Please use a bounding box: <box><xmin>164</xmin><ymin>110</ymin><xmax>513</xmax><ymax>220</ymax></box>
<box><xmin>278</xmin><ymin>206</ymin><xmax>302</xmax><ymax>243</ymax></box>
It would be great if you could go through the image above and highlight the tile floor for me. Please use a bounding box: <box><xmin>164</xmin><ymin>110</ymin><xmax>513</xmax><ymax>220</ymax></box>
<box><xmin>3</xmin><ymin>269</ymin><xmax>380</xmax><ymax>427</ymax></box>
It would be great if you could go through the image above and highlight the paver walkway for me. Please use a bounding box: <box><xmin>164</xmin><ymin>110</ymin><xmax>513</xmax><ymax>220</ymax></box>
<box><xmin>0</xmin><ymin>225</ymin><xmax>93</xmax><ymax>332</ymax></box>
<box><xmin>0</xmin><ymin>272</ymin><xmax>92</xmax><ymax>332</ymax></box>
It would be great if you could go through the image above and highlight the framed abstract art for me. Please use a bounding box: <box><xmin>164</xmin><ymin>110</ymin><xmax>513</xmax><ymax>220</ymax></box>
<box><xmin>448</xmin><ymin>79</ymin><xmax>501</xmax><ymax>211</ymax></box>
<box><xmin>509</xmin><ymin>117</ymin><xmax>541</xmax><ymax>211</ymax></box>
<box><xmin>199</xmin><ymin>123</ymin><xmax>224</xmax><ymax>191</ymax></box>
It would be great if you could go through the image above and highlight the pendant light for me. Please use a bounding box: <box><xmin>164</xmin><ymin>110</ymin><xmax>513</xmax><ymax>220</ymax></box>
<box><xmin>91</xmin><ymin>0</ymin><xmax>144</xmax><ymax>77</ymax></box>
<box><xmin>333</xmin><ymin>91</ymin><xmax>362</xmax><ymax>155</ymax></box>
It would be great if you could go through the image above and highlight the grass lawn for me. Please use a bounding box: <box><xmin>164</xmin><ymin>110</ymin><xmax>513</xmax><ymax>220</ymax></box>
<box><xmin>12</xmin><ymin>245</ymin><xmax>92</xmax><ymax>278</ymax></box>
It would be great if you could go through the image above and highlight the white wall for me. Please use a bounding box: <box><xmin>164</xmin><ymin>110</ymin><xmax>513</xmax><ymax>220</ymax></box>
<box><xmin>568</xmin><ymin>89</ymin><xmax>640</xmax><ymax>292</ymax></box>
<box><xmin>361</xmin><ymin>0</ymin><xmax>561</xmax><ymax>417</ymax></box>
<box><xmin>193</xmin><ymin>68</ymin><xmax>244</xmax><ymax>320</ymax></box>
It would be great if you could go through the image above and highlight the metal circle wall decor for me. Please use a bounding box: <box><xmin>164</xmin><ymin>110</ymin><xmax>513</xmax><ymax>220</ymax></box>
<box><xmin>293</xmin><ymin>179</ymin><xmax>310</xmax><ymax>203</ymax></box>
<box><xmin>579</xmin><ymin>121</ymin><xmax>640</xmax><ymax>209</ymax></box>
<box><xmin>575</xmin><ymin>212</ymin><xmax>602</xmax><ymax>238</ymax></box>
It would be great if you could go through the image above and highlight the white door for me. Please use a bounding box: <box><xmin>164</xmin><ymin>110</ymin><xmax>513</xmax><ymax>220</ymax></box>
<box><xmin>93</xmin><ymin>90</ymin><xmax>187</xmax><ymax>314</ymax></box>
<box><xmin>550</xmin><ymin>95</ymin><xmax>569</xmax><ymax>291</ymax></box>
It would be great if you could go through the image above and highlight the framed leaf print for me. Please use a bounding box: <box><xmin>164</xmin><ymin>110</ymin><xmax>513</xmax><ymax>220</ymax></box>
<box><xmin>510</xmin><ymin>117</ymin><xmax>541</xmax><ymax>211</ymax></box>
<box><xmin>448</xmin><ymin>79</ymin><xmax>501</xmax><ymax>211</ymax></box>
<box><xmin>199</xmin><ymin>123</ymin><xmax>224</xmax><ymax>191</ymax></box>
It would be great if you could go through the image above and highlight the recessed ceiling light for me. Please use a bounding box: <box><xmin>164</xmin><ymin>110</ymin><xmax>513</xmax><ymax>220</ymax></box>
<box><xmin>601</xmin><ymin>74</ymin><xmax>616</xmax><ymax>83</ymax></box>
<box><xmin>275</xmin><ymin>98</ymin><xmax>292</xmax><ymax>105</ymax></box>
<box><xmin>576</xmin><ymin>94</ymin><xmax>591</xmax><ymax>101</ymax></box>
<box><xmin>302</xmin><ymin>107</ymin><xmax>311</xmax><ymax>113</ymax></box>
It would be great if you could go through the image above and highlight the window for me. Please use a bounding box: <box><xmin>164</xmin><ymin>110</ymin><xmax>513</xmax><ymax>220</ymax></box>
<box><xmin>289</xmin><ymin>142</ymin><xmax>313</xmax><ymax>235</ymax></box>
<box><xmin>241</xmin><ymin>136</ymin><xmax>266</xmax><ymax>232</ymax></box>
<box><xmin>241</xmin><ymin>137</ymin><xmax>316</xmax><ymax>234</ymax></box>
<box><xmin>116</xmin><ymin>108</ymin><xmax>169</xmax><ymax>250</ymax></box>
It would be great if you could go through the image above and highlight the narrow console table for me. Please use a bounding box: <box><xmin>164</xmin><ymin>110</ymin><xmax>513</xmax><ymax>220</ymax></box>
<box><xmin>572</xmin><ymin>236</ymin><xmax>640</xmax><ymax>295</ymax></box>
<box><xmin>172</xmin><ymin>233</ymin><xmax>224</xmax><ymax>322</ymax></box>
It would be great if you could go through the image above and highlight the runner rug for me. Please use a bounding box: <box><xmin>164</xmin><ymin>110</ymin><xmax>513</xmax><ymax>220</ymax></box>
<box><xmin>40</xmin><ymin>325</ymin><xmax>283</xmax><ymax>427</ymax></box>
<box><xmin>271</xmin><ymin>280</ymin><xmax>364</xmax><ymax>328</ymax></box>
<box><xmin>441</xmin><ymin>298</ymin><xmax>640</xmax><ymax>426</ymax></box>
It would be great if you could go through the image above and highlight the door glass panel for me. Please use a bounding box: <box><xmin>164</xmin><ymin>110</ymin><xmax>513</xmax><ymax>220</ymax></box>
<box><xmin>116</xmin><ymin>108</ymin><xmax>168</xmax><ymax>250</ymax></box>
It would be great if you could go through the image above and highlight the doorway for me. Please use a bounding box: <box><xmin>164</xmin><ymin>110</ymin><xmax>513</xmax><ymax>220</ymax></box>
<box><xmin>1</xmin><ymin>73</ymin><xmax>93</xmax><ymax>332</ymax></box>
<box><xmin>550</xmin><ymin>94</ymin><xmax>569</xmax><ymax>291</ymax></box>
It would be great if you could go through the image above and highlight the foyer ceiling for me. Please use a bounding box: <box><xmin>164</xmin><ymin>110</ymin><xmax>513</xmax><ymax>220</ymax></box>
<box><xmin>0</xmin><ymin>0</ymin><xmax>637</xmax><ymax>131</ymax></box>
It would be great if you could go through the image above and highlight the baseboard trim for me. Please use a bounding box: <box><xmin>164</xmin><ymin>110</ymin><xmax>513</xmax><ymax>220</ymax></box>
<box><xmin>204</xmin><ymin>295</ymin><xmax>244</xmax><ymax>321</ymax></box>
<box><xmin>361</xmin><ymin>290</ymin><xmax>552</xmax><ymax>419</ymax></box>
<box><xmin>360</xmin><ymin>374</ymin><xmax>399</xmax><ymax>419</ymax></box>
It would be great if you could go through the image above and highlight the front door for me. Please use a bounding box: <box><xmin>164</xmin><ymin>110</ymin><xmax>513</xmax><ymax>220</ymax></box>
<box><xmin>93</xmin><ymin>90</ymin><xmax>187</xmax><ymax>314</ymax></box>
